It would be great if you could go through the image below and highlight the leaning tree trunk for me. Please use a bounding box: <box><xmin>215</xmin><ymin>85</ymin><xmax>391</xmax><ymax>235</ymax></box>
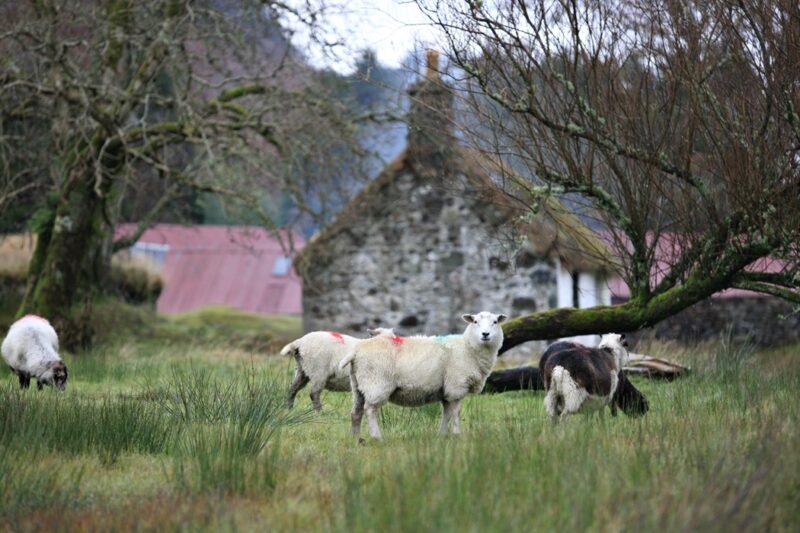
<box><xmin>499</xmin><ymin>248</ymin><xmax>770</xmax><ymax>354</ymax></box>
<box><xmin>20</xmin><ymin>147</ymin><xmax>112</xmax><ymax>348</ymax></box>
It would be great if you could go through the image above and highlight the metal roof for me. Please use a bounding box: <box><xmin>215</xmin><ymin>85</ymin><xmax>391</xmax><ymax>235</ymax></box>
<box><xmin>117</xmin><ymin>224</ymin><xmax>304</xmax><ymax>315</ymax></box>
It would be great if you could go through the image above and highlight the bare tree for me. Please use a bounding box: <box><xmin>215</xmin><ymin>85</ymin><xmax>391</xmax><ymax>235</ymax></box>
<box><xmin>417</xmin><ymin>0</ymin><xmax>800</xmax><ymax>351</ymax></box>
<box><xmin>0</xmin><ymin>0</ymin><xmax>366</xmax><ymax>342</ymax></box>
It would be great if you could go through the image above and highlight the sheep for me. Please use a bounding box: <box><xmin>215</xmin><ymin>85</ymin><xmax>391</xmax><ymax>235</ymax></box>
<box><xmin>540</xmin><ymin>334</ymin><xmax>632</xmax><ymax>422</ymax></box>
<box><xmin>2</xmin><ymin>315</ymin><xmax>68</xmax><ymax>391</ymax></box>
<box><xmin>340</xmin><ymin>311</ymin><xmax>508</xmax><ymax>441</ymax></box>
<box><xmin>538</xmin><ymin>340</ymin><xmax>648</xmax><ymax>417</ymax></box>
<box><xmin>281</xmin><ymin>327</ymin><xmax>395</xmax><ymax>411</ymax></box>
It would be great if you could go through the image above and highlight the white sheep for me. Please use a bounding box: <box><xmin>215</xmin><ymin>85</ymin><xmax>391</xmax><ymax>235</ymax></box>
<box><xmin>281</xmin><ymin>327</ymin><xmax>394</xmax><ymax>411</ymax></box>
<box><xmin>541</xmin><ymin>333</ymin><xmax>630</xmax><ymax>422</ymax></box>
<box><xmin>340</xmin><ymin>311</ymin><xmax>507</xmax><ymax>441</ymax></box>
<box><xmin>2</xmin><ymin>315</ymin><xmax>68</xmax><ymax>390</ymax></box>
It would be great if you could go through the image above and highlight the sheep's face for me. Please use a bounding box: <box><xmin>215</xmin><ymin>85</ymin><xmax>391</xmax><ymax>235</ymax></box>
<box><xmin>39</xmin><ymin>361</ymin><xmax>68</xmax><ymax>391</ymax></box>
<box><xmin>462</xmin><ymin>312</ymin><xmax>508</xmax><ymax>346</ymax></box>
<box><xmin>599</xmin><ymin>333</ymin><xmax>629</xmax><ymax>367</ymax></box>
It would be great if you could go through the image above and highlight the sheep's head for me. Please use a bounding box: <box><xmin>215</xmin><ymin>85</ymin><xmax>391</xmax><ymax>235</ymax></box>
<box><xmin>461</xmin><ymin>312</ymin><xmax>508</xmax><ymax>347</ymax></box>
<box><xmin>367</xmin><ymin>327</ymin><xmax>395</xmax><ymax>337</ymax></box>
<box><xmin>598</xmin><ymin>333</ymin><xmax>629</xmax><ymax>368</ymax></box>
<box><xmin>614</xmin><ymin>372</ymin><xmax>649</xmax><ymax>416</ymax></box>
<box><xmin>39</xmin><ymin>360</ymin><xmax>68</xmax><ymax>391</ymax></box>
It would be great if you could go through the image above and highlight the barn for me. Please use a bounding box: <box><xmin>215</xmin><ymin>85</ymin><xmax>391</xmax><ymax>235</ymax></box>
<box><xmin>117</xmin><ymin>224</ymin><xmax>303</xmax><ymax>315</ymax></box>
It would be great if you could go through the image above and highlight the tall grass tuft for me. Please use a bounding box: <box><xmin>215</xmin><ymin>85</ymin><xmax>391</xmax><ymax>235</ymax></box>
<box><xmin>157</xmin><ymin>366</ymin><xmax>311</xmax><ymax>496</ymax></box>
<box><xmin>0</xmin><ymin>385</ymin><xmax>174</xmax><ymax>464</ymax></box>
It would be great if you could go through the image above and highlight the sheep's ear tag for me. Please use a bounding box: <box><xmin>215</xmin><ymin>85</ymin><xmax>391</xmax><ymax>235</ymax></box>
<box><xmin>462</xmin><ymin>314</ymin><xmax>475</xmax><ymax>324</ymax></box>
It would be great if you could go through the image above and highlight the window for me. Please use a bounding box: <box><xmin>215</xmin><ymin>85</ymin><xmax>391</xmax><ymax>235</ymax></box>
<box><xmin>131</xmin><ymin>242</ymin><xmax>169</xmax><ymax>266</ymax></box>
<box><xmin>273</xmin><ymin>256</ymin><xmax>292</xmax><ymax>276</ymax></box>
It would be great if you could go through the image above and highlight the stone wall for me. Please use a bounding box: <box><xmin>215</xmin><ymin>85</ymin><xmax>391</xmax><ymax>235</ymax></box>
<box><xmin>302</xmin><ymin>169</ymin><xmax>556</xmax><ymax>358</ymax></box>
<box><xmin>630</xmin><ymin>296</ymin><xmax>800</xmax><ymax>347</ymax></box>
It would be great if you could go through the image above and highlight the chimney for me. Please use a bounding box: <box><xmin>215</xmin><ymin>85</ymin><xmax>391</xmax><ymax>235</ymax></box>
<box><xmin>407</xmin><ymin>50</ymin><xmax>454</xmax><ymax>175</ymax></box>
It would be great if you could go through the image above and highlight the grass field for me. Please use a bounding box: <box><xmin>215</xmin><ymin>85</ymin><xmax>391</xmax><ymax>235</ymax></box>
<box><xmin>1</xmin><ymin>325</ymin><xmax>799</xmax><ymax>532</ymax></box>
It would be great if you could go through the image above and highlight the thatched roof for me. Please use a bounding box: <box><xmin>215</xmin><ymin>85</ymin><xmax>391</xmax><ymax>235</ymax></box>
<box><xmin>297</xmin><ymin>145</ymin><xmax>613</xmax><ymax>273</ymax></box>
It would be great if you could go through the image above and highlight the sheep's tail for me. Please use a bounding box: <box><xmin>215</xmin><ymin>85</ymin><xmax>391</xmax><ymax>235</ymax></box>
<box><xmin>339</xmin><ymin>349</ymin><xmax>356</xmax><ymax>371</ymax></box>
<box><xmin>550</xmin><ymin>366</ymin><xmax>567</xmax><ymax>413</ymax></box>
<box><xmin>280</xmin><ymin>340</ymin><xmax>297</xmax><ymax>357</ymax></box>
<box><xmin>551</xmin><ymin>366</ymin><xmax>565</xmax><ymax>392</ymax></box>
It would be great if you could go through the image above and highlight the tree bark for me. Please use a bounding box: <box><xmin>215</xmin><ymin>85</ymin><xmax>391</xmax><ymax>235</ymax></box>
<box><xmin>499</xmin><ymin>254</ymin><xmax>765</xmax><ymax>353</ymax></box>
<box><xmin>20</xmin><ymin>146</ymin><xmax>110</xmax><ymax>346</ymax></box>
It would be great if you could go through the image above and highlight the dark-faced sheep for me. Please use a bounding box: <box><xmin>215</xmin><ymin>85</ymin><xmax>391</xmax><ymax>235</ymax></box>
<box><xmin>2</xmin><ymin>315</ymin><xmax>68</xmax><ymax>391</ymax></box>
<box><xmin>541</xmin><ymin>334</ymin><xmax>639</xmax><ymax>422</ymax></box>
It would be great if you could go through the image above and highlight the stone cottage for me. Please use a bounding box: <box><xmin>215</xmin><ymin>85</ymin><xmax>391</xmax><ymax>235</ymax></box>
<box><xmin>296</xmin><ymin>52</ymin><xmax>611</xmax><ymax>358</ymax></box>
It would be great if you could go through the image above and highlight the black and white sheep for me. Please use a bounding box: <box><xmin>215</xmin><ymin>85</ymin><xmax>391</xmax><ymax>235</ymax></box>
<box><xmin>281</xmin><ymin>327</ymin><xmax>394</xmax><ymax>411</ymax></box>
<box><xmin>339</xmin><ymin>311</ymin><xmax>507</xmax><ymax>441</ymax></box>
<box><xmin>538</xmin><ymin>339</ymin><xmax>648</xmax><ymax>417</ymax></box>
<box><xmin>2</xmin><ymin>315</ymin><xmax>68</xmax><ymax>390</ymax></box>
<box><xmin>540</xmin><ymin>334</ymin><xmax>639</xmax><ymax>422</ymax></box>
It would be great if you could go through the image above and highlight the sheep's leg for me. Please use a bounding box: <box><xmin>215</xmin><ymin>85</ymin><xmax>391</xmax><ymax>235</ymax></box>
<box><xmin>544</xmin><ymin>391</ymin><xmax>560</xmax><ymax>423</ymax></box>
<box><xmin>365</xmin><ymin>403</ymin><xmax>383</xmax><ymax>441</ymax></box>
<box><xmin>36</xmin><ymin>380</ymin><xmax>44</xmax><ymax>391</ymax></box>
<box><xmin>610</xmin><ymin>403</ymin><xmax>618</xmax><ymax>417</ymax></box>
<box><xmin>561</xmin><ymin>386</ymin><xmax>588</xmax><ymax>423</ymax></box>
<box><xmin>286</xmin><ymin>367</ymin><xmax>309</xmax><ymax>408</ymax></box>
<box><xmin>309</xmin><ymin>386</ymin><xmax>323</xmax><ymax>412</ymax></box>
<box><xmin>351</xmin><ymin>388</ymin><xmax>365</xmax><ymax>438</ymax></box>
<box><xmin>450</xmin><ymin>400</ymin><xmax>463</xmax><ymax>435</ymax></box>
<box><xmin>18</xmin><ymin>371</ymin><xmax>30</xmax><ymax>390</ymax></box>
<box><xmin>439</xmin><ymin>401</ymin><xmax>453</xmax><ymax>435</ymax></box>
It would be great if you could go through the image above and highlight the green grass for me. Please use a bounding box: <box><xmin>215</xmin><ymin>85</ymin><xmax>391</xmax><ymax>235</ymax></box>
<box><xmin>1</xmin><ymin>336</ymin><xmax>798</xmax><ymax>532</ymax></box>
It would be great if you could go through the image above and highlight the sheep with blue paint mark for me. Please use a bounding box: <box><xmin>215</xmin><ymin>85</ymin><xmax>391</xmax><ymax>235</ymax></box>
<box><xmin>339</xmin><ymin>311</ymin><xmax>507</xmax><ymax>441</ymax></box>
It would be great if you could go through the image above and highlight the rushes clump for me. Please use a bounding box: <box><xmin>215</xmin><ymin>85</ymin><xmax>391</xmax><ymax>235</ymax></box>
<box><xmin>0</xmin><ymin>385</ymin><xmax>174</xmax><ymax>463</ymax></box>
<box><xmin>155</xmin><ymin>367</ymin><xmax>311</xmax><ymax>496</ymax></box>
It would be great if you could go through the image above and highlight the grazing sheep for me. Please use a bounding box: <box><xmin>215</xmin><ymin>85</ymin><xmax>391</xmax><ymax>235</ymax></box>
<box><xmin>2</xmin><ymin>315</ymin><xmax>68</xmax><ymax>391</ymax></box>
<box><xmin>340</xmin><ymin>311</ymin><xmax>507</xmax><ymax>441</ymax></box>
<box><xmin>541</xmin><ymin>334</ymin><xmax>631</xmax><ymax>422</ymax></box>
<box><xmin>540</xmin><ymin>340</ymin><xmax>647</xmax><ymax>417</ymax></box>
<box><xmin>281</xmin><ymin>327</ymin><xmax>394</xmax><ymax>411</ymax></box>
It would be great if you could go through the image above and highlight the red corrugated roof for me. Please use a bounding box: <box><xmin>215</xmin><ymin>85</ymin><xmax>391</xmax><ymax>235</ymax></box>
<box><xmin>604</xmin><ymin>232</ymin><xmax>787</xmax><ymax>300</ymax></box>
<box><xmin>116</xmin><ymin>224</ymin><xmax>304</xmax><ymax>315</ymax></box>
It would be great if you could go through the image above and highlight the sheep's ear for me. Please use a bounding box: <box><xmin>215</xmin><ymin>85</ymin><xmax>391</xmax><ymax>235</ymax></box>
<box><xmin>461</xmin><ymin>314</ymin><xmax>476</xmax><ymax>324</ymax></box>
<box><xmin>496</xmin><ymin>314</ymin><xmax>508</xmax><ymax>323</ymax></box>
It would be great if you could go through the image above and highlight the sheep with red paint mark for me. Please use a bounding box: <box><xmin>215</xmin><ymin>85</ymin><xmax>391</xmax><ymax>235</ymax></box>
<box><xmin>281</xmin><ymin>327</ymin><xmax>394</xmax><ymax>411</ymax></box>
<box><xmin>339</xmin><ymin>311</ymin><xmax>507</xmax><ymax>441</ymax></box>
<box><xmin>2</xmin><ymin>315</ymin><xmax>68</xmax><ymax>391</ymax></box>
